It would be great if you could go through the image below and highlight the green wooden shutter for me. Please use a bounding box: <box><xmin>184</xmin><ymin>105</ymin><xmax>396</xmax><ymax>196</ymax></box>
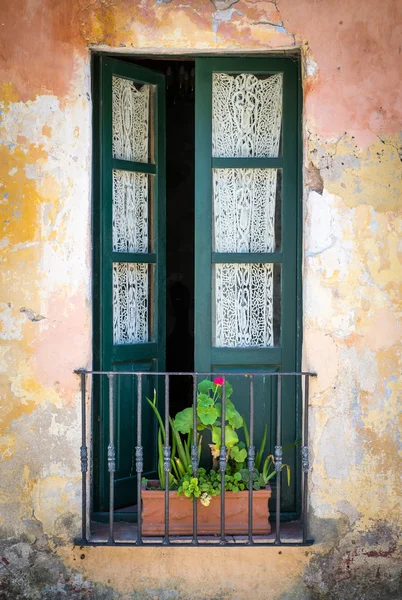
<box><xmin>93</xmin><ymin>56</ymin><xmax>166</xmax><ymax>512</ymax></box>
<box><xmin>194</xmin><ymin>57</ymin><xmax>301</xmax><ymax>516</ymax></box>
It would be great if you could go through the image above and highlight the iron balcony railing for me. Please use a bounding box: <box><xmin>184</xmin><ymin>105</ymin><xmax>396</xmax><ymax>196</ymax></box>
<box><xmin>75</xmin><ymin>370</ymin><xmax>316</xmax><ymax>547</ymax></box>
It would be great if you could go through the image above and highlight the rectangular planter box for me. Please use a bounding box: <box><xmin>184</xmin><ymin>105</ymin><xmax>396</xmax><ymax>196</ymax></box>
<box><xmin>141</xmin><ymin>481</ymin><xmax>271</xmax><ymax>536</ymax></box>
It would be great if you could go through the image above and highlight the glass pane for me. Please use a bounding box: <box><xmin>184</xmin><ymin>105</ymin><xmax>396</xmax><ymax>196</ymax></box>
<box><xmin>113</xmin><ymin>263</ymin><xmax>150</xmax><ymax>344</ymax></box>
<box><xmin>213</xmin><ymin>168</ymin><xmax>281</xmax><ymax>252</ymax></box>
<box><xmin>213</xmin><ymin>263</ymin><xmax>281</xmax><ymax>347</ymax></box>
<box><xmin>112</xmin><ymin>76</ymin><xmax>154</xmax><ymax>163</ymax></box>
<box><xmin>112</xmin><ymin>170</ymin><xmax>151</xmax><ymax>253</ymax></box>
<box><xmin>212</xmin><ymin>73</ymin><xmax>283</xmax><ymax>158</ymax></box>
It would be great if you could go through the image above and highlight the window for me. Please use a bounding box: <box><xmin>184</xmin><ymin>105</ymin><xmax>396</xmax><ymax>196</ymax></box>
<box><xmin>92</xmin><ymin>55</ymin><xmax>302</xmax><ymax>525</ymax></box>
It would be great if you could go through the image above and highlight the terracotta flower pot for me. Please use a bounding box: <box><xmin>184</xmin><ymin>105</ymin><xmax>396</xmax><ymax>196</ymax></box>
<box><xmin>141</xmin><ymin>480</ymin><xmax>271</xmax><ymax>536</ymax></box>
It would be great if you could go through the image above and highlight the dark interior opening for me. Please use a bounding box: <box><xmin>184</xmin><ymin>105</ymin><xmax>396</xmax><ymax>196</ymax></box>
<box><xmin>131</xmin><ymin>58</ymin><xmax>196</xmax><ymax>417</ymax></box>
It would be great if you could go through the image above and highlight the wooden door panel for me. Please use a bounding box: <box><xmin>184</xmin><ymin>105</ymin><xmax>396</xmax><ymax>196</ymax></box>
<box><xmin>93</xmin><ymin>56</ymin><xmax>165</xmax><ymax>511</ymax></box>
<box><xmin>195</xmin><ymin>57</ymin><xmax>301</xmax><ymax>517</ymax></box>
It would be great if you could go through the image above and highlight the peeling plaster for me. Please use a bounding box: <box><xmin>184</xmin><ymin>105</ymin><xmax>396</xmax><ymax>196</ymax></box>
<box><xmin>212</xmin><ymin>7</ymin><xmax>243</xmax><ymax>38</ymax></box>
<box><xmin>20</xmin><ymin>307</ymin><xmax>45</xmax><ymax>322</ymax></box>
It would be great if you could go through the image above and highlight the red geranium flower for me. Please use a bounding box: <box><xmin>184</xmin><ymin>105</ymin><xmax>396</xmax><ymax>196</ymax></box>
<box><xmin>213</xmin><ymin>377</ymin><xmax>225</xmax><ymax>386</ymax></box>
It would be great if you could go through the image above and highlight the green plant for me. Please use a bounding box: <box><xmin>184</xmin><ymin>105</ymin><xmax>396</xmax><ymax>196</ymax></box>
<box><xmin>258</xmin><ymin>454</ymin><xmax>291</xmax><ymax>487</ymax></box>
<box><xmin>177</xmin><ymin>466</ymin><xmax>220</xmax><ymax>506</ymax></box>
<box><xmin>146</xmin><ymin>378</ymin><xmax>296</xmax><ymax>504</ymax></box>
<box><xmin>146</xmin><ymin>391</ymin><xmax>176</xmax><ymax>489</ymax></box>
<box><xmin>174</xmin><ymin>377</ymin><xmax>246</xmax><ymax>467</ymax></box>
<box><xmin>146</xmin><ymin>390</ymin><xmax>202</xmax><ymax>488</ymax></box>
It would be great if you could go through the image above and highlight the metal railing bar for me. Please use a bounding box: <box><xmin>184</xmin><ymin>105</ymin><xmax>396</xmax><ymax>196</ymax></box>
<box><xmin>247</xmin><ymin>374</ymin><xmax>255</xmax><ymax>545</ymax></box>
<box><xmin>75</xmin><ymin>370</ymin><xmax>317</xmax><ymax>377</ymax></box>
<box><xmin>81</xmin><ymin>539</ymin><xmax>314</xmax><ymax>548</ymax></box>
<box><xmin>107</xmin><ymin>374</ymin><xmax>115</xmax><ymax>544</ymax></box>
<box><xmin>220</xmin><ymin>378</ymin><xmax>227</xmax><ymax>545</ymax></box>
<box><xmin>79</xmin><ymin>370</ymin><xmax>88</xmax><ymax>543</ymax></box>
<box><xmin>163</xmin><ymin>374</ymin><xmax>171</xmax><ymax>545</ymax></box>
<box><xmin>136</xmin><ymin>374</ymin><xmax>143</xmax><ymax>544</ymax></box>
<box><xmin>302</xmin><ymin>374</ymin><xmax>310</xmax><ymax>544</ymax></box>
<box><xmin>274</xmin><ymin>374</ymin><xmax>282</xmax><ymax>545</ymax></box>
<box><xmin>192</xmin><ymin>374</ymin><xmax>198</xmax><ymax>545</ymax></box>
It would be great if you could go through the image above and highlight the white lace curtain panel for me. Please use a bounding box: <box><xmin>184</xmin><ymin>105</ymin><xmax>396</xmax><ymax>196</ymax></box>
<box><xmin>112</xmin><ymin>76</ymin><xmax>150</xmax><ymax>163</ymax></box>
<box><xmin>109</xmin><ymin>72</ymin><xmax>283</xmax><ymax>348</ymax></box>
<box><xmin>112</xmin><ymin>77</ymin><xmax>151</xmax><ymax>344</ymax></box>
<box><xmin>212</xmin><ymin>72</ymin><xmax>283</xmax><ymax>348</ymax></box>
<box><xmin>113</xmin><ymin>263</ymin><xmax>149</xmax><ymax>345</ymax></box>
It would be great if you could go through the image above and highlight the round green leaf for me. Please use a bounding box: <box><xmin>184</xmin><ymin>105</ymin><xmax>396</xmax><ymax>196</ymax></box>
<box><xmin>198</xmin><ymin>379</ymin><xmax>213</xmax><ymax>395</ymax></box>
<box><xmin>212</xmin><ymin>424</ymin><xmax>221</xmax><ymax>445</ymax></box>
<box><xmin>197</xmin><ymin>404</ymin><xmax>218</xmax><ymax>426</ymax></box>
<box><xmin>198</xmin><ymin>393</ymin><xmax>214</xmax><ymax>408</ymax></box>
<box><xmin>225</xmin><ymin>426</ymin><xmax>239</xmax><ymax>448</ymax></box>
<box><xmin>228</xmin><ymin>410</ymin><xmax>243</xmax><ymax>429</ymax></box>
<box><xmin>174</xmin><ymin>407</ymin><xmax>194</xmax><ymax>434</ymax></box>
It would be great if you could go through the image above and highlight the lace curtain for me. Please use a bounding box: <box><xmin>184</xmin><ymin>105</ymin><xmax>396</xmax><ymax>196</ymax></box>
<box><xmin>214</xmin><ymin>263</ymin><xmax>273</xmax><ymax>348</ymax></box>
<box><xmin>112</xmin><ymin>76</ymin><xmax>150</xmax><ymax>163</ymax></box>
<box><xmin>212</xmin><ymin>73</ymin><xmax>282</xmax><ymax>348</ymax></box>
<box><xmin>113</xmin><ymin>263</ymin><xmax>149</xmax><ymax>344</ymax></box>
<box><xmin>112</xmin><ymin>77</ymin><xmax>151</xmax><ymax>344</ymax></box>
<box><xmin>112</xmin><ymin>170</ymin><xmax>148</xmax><ymax>254</ymax></box>
<box><xmin>212</xmin><ymin>73</ymin><xmax>282</xmax><ymax>159</ymax></box>
<box><xmin>213</xmin><ymin>168</ymin><xmax>277</xmax><ymax>253</ymax></box>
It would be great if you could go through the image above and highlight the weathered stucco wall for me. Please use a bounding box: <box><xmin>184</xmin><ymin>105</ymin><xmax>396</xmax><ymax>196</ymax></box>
<box><xmin>0</xmin><ymin>1</ymin><xmax>401</xmax><ymax>598</ymax></box>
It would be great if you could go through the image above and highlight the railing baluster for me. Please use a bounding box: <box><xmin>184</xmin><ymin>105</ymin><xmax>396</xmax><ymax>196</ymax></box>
<box><xmin>275</xmin><ymin>374</ymin><xmax>282</xmax><ymax>545</ymax></box>
<box><xmin>220</xmin><ymin>377</ymin><xmax>227</xmax><ymax>545</ymax></box>
<box><xmin>302</xmin><ymin>374</ymin><xmax>310</xmax><ymax>544</ymax></box>
<box><xmin>192</xmin><ymin>374</ymin><xmax>198</xmax><ymax>545</ymax></box>
<box><xmin>247</xmin><ymin>375</ymin><xmax>255</xmax><ymax>545</ymax></box>
<box><xmin>136</xmin><ymin>374</ymin><xmax>143</xmax><ymax>544</ymax></box>
<box><xmin>107</xmin><ymin>374</ymin><xmax>115</xmax><ymax>544</ymax></box>
<box><xmin>163</xmin><ymin>374</ymin><xmax>171</xmax><ymax>545</ymax></box>
<box><xmin>79</xmin><ymin>370</ymin><xmax>88</xmax><ymax>543</ymax></box>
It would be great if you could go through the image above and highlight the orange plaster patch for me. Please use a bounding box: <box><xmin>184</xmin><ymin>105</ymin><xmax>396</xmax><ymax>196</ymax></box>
<box><xmin>0</xmin><ymin>398</ymin><xmax>37</xmax><ymax>434</ymax></box>
<box><xmin>0</xmin><ymin>144</ymin><xmax>48</xmax><ymax>248</ymax></box>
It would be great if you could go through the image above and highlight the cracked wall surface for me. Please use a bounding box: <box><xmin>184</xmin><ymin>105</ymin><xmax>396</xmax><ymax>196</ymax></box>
<box><xmin>0</xmin><ymin>0</ymin><xmax>401</xmax><ymax>598</ymax></box>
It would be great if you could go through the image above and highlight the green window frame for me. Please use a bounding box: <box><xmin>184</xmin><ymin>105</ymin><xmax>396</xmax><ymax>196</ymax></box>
<box><xmin>91</xmin><ymin>54</ymin><xmax>302</xmax><ymax>517</ymax></box>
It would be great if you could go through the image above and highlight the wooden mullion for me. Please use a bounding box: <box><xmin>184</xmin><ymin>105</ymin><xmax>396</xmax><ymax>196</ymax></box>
<box><xmin>194</xmin><ymin>59</ymin><xmax>213</xmax><ymax>372</ymax></box>
<box><xmin>212</xmin><ymin>157</ymin><xmax>283</xmax><ymax>169</ymax></box>
<box><xmin>207</xmin><ymin>56</ymin><xmax>297</xmax><ymax>75</ymax></box>
<box><xmin>212</xmin><ymin>252</ymin><xmax>283</xmax><ymax>264</ymax></box>
<box><xmin>112</xmin><ymin>158</ymin><xmax>156</xmax><ymax>175</ymax></box>
<box><xmin>112</xmin><ymin>342</ymin><xmax>158</xmax><ymax>362</ymax></box>
<box><xmin>211</xmin><ymin>346</ymin><xmax>282</xmax><ymax>366</ymax></box>
<box><xmin>111</xmin><ymin>252</ymin><xmax>157</xmax><ymax>264</ymax></box>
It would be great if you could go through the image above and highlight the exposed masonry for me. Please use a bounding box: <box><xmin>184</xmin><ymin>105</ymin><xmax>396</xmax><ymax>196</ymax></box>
<box><xmin>306</xmin><ymin>161</ymin><xmax>324</xmax><ymax>195</ymax></box>
<box><xmin>211</xmin><ymin>0</ymin><xmax>240</xmax><ymax>9</ymax></box>
<box><xmin>19</xmin><ymin>307</ymin><xmax>45</xmax><ymax>322</ymax></box>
